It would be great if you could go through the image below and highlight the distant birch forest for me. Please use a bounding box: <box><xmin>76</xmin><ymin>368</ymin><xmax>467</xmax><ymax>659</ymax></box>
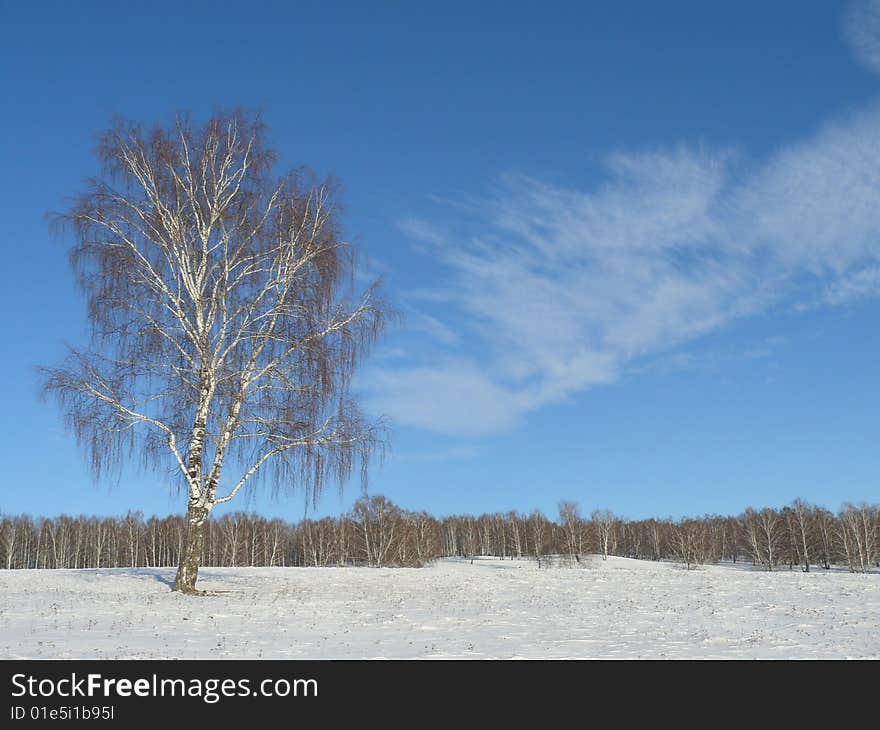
<box><xmin>1</xmin><ymin>497</ymin><xmax>877</xmax><ymax>573</ymax></box>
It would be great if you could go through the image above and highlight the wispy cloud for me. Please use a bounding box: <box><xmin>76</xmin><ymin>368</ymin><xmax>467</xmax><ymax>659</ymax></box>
<box><xmin>845</xmin><ymin>0</ymin><xmax>880</xmax><ymax>74</ymax></box>
<box><xmin>364</xmin><ymin>7</ymin><xmax>880</xmax><ymax>436</ymax></box>
<box><xmin>629</xmin><ymin>336</ymin><xmax>785</xmax><ymax>378</ymax></box>
<box><xmin>393</xmin><ymin>444</ymin><xmax>480</xmax><ymax>463</ymax></box>
<box><xmin>738</xmin><ymin>104</ymin><xmax>880</xmax><ymax>273</ymax></box>
<box><xmin>401</xmin><ymin>308</ymin><xmax>459</xmax><ymax>345</ymax></box>
<box><xmin>823</xmin><ymin>266</ymin><xmax>880</xmax><ymax>305</ymax></box>
<box><xmin>363</xmin><ymin>361</ymin><xmax>525</xmax><ymax>436</ymax></box>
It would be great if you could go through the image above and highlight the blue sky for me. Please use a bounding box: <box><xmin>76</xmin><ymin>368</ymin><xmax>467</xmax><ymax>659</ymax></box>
<box><xmin>2</xmin><ymin>0</ymin><xmax>880</xmax><ymax>521</ymax></box>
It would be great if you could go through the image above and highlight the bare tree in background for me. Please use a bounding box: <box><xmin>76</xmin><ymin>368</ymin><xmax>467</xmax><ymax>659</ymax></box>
<box><xmin>740</xmin><ymin>507</ymin><xmax>784</xmax><ymax>571</ymax></box>
<box><xmin>838</xmin><ymin>503</ymin><xmax>878</xmax><ymax>573</ymax></box>
<box><xmin>352</xmin><ymin>494</ymin><xmax>400</xmax><ymax>567</ymax></box>
<box><xmin>670</xmin><ymin>518</ymin><xmax>712</xmax><ymax>570</ymax></box>
<box><xmin>527</xmin><ymin>510</ymin><xmax>548</xmax><ymax>562</ymax></box>
<box><xmin>787</xmin><ymin>498</ymin><xmax>815</xmax><ymax>572</ymax></box>
<box><xmin>558</xmin><ymin>500</ymin><xmax>585</xmax><ymax>562</ymax></box>
<box><xmin>41</xmin><ymin>110</ymin><xmax>387</xmax><ymax>594</ymax></box>
<box><xmin>592</xmin><ymin>509</ymin><xmax>615</xmax><ymax>560</ymax></box>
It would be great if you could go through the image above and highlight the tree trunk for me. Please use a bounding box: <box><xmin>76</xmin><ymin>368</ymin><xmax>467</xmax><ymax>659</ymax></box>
<box><xmin>172</xmin><ymin>499</ymin><xmax>210</xmax><ymax>594</ymax></box>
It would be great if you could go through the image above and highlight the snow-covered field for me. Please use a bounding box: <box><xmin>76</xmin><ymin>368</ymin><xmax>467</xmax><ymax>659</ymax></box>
<box><xmin>1</xmin><ymin>556</ymin><xmax>877</xmax><ymax>659</ymax></box>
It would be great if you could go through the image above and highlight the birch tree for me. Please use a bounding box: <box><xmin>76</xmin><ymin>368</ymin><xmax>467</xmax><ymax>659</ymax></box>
<box><xmin>592</xmin><ymin>509</ymin><xmax>615</xmax><ymax>560</ymax></box>
<box><xmin>352</xmin><ymin>494</ymin><xmax>399</xmax><ymax>567</ymax></box>
<box><xmin>838</xmin><ymin>503</ymin><xmax>878</xmax><ymax>573</ymax></box>
<box><xmin>558</xmin><ymin>500</ymin><xmax>585</xmax><ymax>561</ymax></box>
<box><xmin>787</xmin><ymin>499</ymin><xmax>815</xmax><ymax>572</ymax></box>
<box><xmin>41</xmin><ymin>110</ymin><xmax>387</xmax><ymax>594</ymax></box>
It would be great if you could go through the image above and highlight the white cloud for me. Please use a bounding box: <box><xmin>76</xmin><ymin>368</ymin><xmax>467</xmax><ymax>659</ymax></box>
<box><xmin>393</xmin><ymin>444</ymin><xmax>480</xmax><ymax>463</ymax></box>
<box><xmin>402</xmin><ymin>308</ymin><xmax>459</xmax><ymax>345</ymax></box>
<box><xmin>362</xmin><ymin>361</ymin><xmax>526</xmax><ymax>436</ymax></box>
<box><xmin>823</xmin><ymin>266</ymin><xmax>880</xmax><ymax>304</ymax></box>
<box><xmin>367</xmin><ymin>103</ymin><xmax>880</xmax><ymax>436</ymax></box>
<box><xmin>740</xmin><ymin>104</ymin><xmax>880</xmax><ymax>273</ymax></box>
<box><xmin>845</xmin><ymin>0</ymin><xmax>880</xmax><ymax>74</ymax></box>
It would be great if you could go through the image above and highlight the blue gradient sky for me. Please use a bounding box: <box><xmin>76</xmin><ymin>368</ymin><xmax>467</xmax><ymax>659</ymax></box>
<box><xmin>1</xmin><ymin>0</ymin><xmax>879</xmax><ymax>521</ymax></box>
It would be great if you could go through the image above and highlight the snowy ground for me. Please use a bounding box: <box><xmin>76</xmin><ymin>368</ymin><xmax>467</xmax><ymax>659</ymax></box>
<box><xmin>1</xmin><ymin>556</ymin><xmax>877</xmax><ymax>659</ymax></box>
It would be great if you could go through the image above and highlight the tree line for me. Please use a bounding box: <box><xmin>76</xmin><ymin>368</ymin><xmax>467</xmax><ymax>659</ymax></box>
<box><xmin>0</xmin><ymin>496</ymin><xmax>877</xmax><ymax>573</ymax></box>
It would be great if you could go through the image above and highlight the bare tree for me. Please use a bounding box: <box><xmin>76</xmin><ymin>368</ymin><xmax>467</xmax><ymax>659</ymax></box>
<box><xmin>527</xmin><ymin>510</ymin><xmax>549</xmax><ymax>561</ymax></box>
<box><xmin>558</xmin><ymin>500</ymin><xmax>585</xmax><ymax>562</ymax></box>
<box><xmin>740</xmin><ymin>507</ymin><xmax>784</xmax><ymax>571</ymax></box>
<box><xmin>838</xmin><ymin>503</ymin><xmax>878</xmax><ymax>573</ymax></box>
<box><xmin>670</xmin><ymin>518</ymin><xmax>713</xmax><ymax>570</ymax></box>
<box><xmin>786</xmin><ymin>499</ymin><xmax>815</xmax><ymax>572</ymax></box>
<box><xmin>813</xmin><ymin>506</ymin><xmax>835</xmax><ymax>569</ymax></box>
<box><xmin>592</xmin><ymin>509</ymin><xmax>615</xmax><ymax>560</ymax></box>
<box><xmin>352</xmin><ymin>494</ymin><xmax>400</xmax><ymax>567</ymax></box>
<box><xmin>0</xmin><ymin>517</ymin><xmax>18</xmax><ymax>571</ymax></box>
<box><xmin>121</xmin><ymin>511</ymin><xmax>143</xmax><ymax>568</ymax></box>
<box><xmin>41</xmin><ymin>110</ymin><xmax>387</xmax><ymax>593</ymax></box>
<box><xmin>645</xmin><ymin>518</ymin><xmax>666</xmax><ymax>561</ymax></box>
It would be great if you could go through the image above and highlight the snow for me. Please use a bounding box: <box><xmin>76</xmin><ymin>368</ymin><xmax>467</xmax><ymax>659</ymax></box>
<box><xmin>1</xmin><ymin>556</ymin><xmax>877</xmax><ymax>659</ymax></box>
